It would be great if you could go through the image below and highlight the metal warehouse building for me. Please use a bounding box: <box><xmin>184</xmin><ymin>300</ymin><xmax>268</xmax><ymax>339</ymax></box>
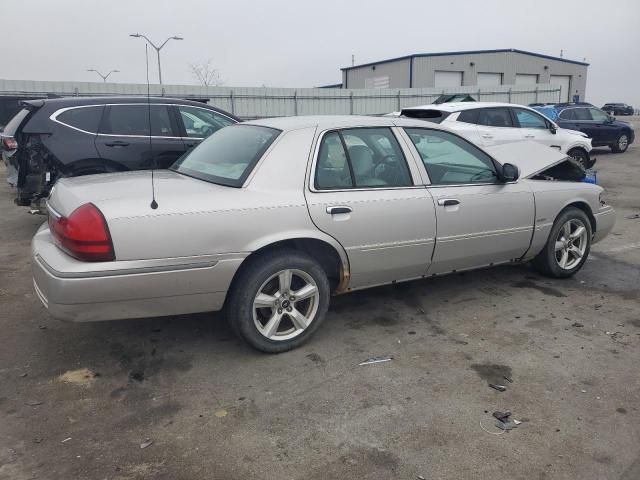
<box><xmin>341</xmin><ymin>49</ymin><xmax>588</xmax><ymax>102</ymax></box>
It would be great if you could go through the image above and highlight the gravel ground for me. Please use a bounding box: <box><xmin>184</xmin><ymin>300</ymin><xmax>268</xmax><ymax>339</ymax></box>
<box><xmin>0</xmin><ymin>143</ymin><xmax>639</xmax><ymax>480</ymax></box>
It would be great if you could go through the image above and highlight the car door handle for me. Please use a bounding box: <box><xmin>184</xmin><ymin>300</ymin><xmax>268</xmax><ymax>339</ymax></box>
<box><xmin>104</xmin><ymin>141</ymin><xmax>130</xmax><ymax>147</ymax></box>
<box><xmin>326</xmin><ymin>205</ymin><xmax>352</xmax><ymax>215</ymax></box>
<box><xmin>524</xmin><ymin>134</ymin><xmax>535</xmax><ymax>139</ymax></box>
<box><xmin>437</xmin><ymin>199</ymin><xmax>460</xmax><ymax>207</ymax></box>
<box><xmin>481</xmin><ymin>134</ymin><xmax>493</xmax><ymax>139</ymax></box>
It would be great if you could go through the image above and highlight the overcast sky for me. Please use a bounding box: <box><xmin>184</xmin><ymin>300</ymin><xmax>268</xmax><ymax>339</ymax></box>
<box><xmin>4</xmin><ymin>0</ymin><xmax>639</xmax><ymax>106</ymax></box>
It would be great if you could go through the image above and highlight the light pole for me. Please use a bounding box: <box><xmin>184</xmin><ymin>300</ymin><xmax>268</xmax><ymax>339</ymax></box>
<box><xmin>129</xmin><ymin>33</ymin><xmax>183</xmax><ymax>84</ymax></box>
<box><xmin>87</xmin><ymin>69</ymin><xmax>120</xmax><ymax>82</ymax></box>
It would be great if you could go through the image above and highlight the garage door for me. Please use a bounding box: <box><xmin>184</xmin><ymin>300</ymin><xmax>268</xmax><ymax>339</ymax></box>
<box><xmin>477</xmin><ymin>72</ymin><xmax>503</xmax><ymax>87</ymax></box>
<box><xmin>435</xmin><ymin>71</ymin><xmax>463</xmax><ymax>88</ymax></box>
<box><xmin>550</xmin><ymin>75</ymin><xmax>571</xmax><ymax>102</ymax></box>
<box><xmin>515</xmin><ymin>74</ymin><xmax>539</xmax><ymax>86</ymax></box>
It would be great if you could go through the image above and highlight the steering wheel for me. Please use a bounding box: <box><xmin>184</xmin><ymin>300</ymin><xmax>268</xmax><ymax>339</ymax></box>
<box><xmin>374</xmin><ymin>155</ymin><xmax>403</xmax><ymax>184</ymax></box>
<box><xmin>200</xmin><ymin>125</ymin><xmax>215</xmax><ymax>137</ymax></box>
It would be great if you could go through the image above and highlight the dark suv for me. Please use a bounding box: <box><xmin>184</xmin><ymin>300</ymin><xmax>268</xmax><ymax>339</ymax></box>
<box><xmin>602</xmin><ymin>103</ymin><xmax>635</xmax><ymax>116</ymax></box>
<box><xmin>532</xmin><ymin>104</ymin><xmax>635</xmax><ymax>153</ymax></box>
<box><xmin>0</xmin><ymin>96</ymin><xmax>238</xmax><ymax>207</ymax></box>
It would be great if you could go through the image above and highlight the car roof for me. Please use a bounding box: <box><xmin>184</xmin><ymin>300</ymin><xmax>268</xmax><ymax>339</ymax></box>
<box><xmin>401</xmin><ymin>101</ymin><xmax>519</xmax><ymax>113</ymax></box>
<box><xmin>244</xmin><ymin>115</ymin><xmax>454</xmax><ymax>132</ymax></box>
<box><xmin>21</xmin><ymin>96</ymin><xmax>238</xmax><ymax>119</ymax></box>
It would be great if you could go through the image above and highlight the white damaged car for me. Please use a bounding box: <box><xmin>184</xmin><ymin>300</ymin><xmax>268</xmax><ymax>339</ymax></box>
<box><xmin>395</xmin><ymin>102</ymin><xmax>594</xmax><ymax>168</ymax></box>
<box><xmin>32</xmin><ymin>116</ymin><xmax>614</xmax><ymax>352</ymax></box>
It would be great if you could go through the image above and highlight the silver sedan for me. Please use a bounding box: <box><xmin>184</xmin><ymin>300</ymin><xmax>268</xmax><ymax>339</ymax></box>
<box><xmin>32</xmin><ymin>116</ymin><xmax>615</xmax><ymax>352</ymax></box>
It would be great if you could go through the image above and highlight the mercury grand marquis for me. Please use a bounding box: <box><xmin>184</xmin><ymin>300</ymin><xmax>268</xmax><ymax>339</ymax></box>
<box><xmin>32</xmin><ymin>116</ymin><xmax>615</xmax><ymax>352</ymax></box>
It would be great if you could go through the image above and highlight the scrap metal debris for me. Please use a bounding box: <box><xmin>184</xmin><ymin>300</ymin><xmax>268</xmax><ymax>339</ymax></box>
<box><xmin>214</xmin><ymin>409</ymin><xmax>228</xmax><ymax>418</ymax></box>
<box><xmin>492</xmin><ymin>411</ymin><xmax>521</xmax><ymax>431</ymax></box>
<box><xmin>24</xmin><ymin>400</ymin><xmax>44</xmax><ymax>406</ymax></box>
<box><xmin>59</xmin><ymin>368</ymin><xmax>98</xmax><ymax>387</ymax></box>
<box><xmin>359</xmin><ymin>356</ymin><xmax>393</xmax><ymax>366</ymax></box>
<box><xmin>489</xmin><ymin>383</ymin><xmax>507</xmax><ymax>392</ymax></box>
<box><xmin>61</xmin><ymin>437</ymin><xmax>72</xmax><ymax>444</ymax></box>
<box><xmin>140</xmin><ymin>438</ymin><xmax>153</xmax><ymax>449</ymax></box>
<box><xmin>572</xmin><ymin>322</ymin><xmax>584</xmax><ymax>328</ymax></box>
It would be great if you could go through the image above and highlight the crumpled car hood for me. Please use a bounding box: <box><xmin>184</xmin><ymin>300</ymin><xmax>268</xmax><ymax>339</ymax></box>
<box><xmin>483</xmin><ymin>141</ymin><xmax>570</xmax><ymax>178</ymax></box>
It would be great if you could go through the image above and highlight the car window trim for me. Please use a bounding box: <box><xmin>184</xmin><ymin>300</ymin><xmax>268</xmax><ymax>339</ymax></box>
<box><xmin>50</xmin><ymin>103</ymin><xmax>235</xmax><ymax>138</ymax></box>
<box><xmin>310</xmin><ymin>126</ymin><xmax>416</xmax><ymax>192</ymax></box>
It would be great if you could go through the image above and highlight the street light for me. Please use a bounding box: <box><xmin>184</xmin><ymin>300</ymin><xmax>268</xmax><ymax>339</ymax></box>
<box><xmin>87</xmin><ymin>69</ymin><xmax>120</xmax><ymax>83</ymax></box>
<box><xmin>129</xmin><ymin>33</ymin><xmax>183</xmax><ymax>85</ymax></box>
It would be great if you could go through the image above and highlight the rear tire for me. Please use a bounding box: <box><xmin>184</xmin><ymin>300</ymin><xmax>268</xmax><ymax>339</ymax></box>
<box><xmin>532</xmin><ymin>207</ymin><xmax>592</xmax><ymax>278</ymax></box>
<box><xmin>611</xmin><ymin>133</ymin><xmax>629</xmax><ymax>153</ymax></box>
<box><xmin>226</xmin><ymin>249</ymin><xmax>330</xmax><ymax>353</ymax></box>
<box><xmin>567</xmin><ymin>148</ymin><xmax>589</xmax><ymax>168</ymax></box>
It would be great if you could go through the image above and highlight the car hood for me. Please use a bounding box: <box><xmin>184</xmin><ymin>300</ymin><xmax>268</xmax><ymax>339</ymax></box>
<box><xmin>48</xmin><ymin>170</ymin><xmax>232</xmax><ymax>218</ymax></box>
<box><xmin>483</xmin><ymin>141</ymin><xmax>570</xmax><ymax>178</ymax></box>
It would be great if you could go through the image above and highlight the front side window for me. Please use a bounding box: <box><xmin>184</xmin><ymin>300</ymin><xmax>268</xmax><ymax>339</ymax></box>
<box><xmin>171</xmin><ymin>124</ymin><xmax>280</xmax><ymax>187</ymax></box>
<box><xmin>404</xmin><ymin>128</ymin><xmax>498</xmax><ymax>185</ymax></box>
<box><xmin>513</xmin><ymin>108</ymin><xmax>548</xmax><ymax>129</ymax></box>
<box><xmin>101</xmin><ymin>105</ymin><xmax>174</xmax><ymax>136</ymax></box>
<box><xmin>477</xmin><ymin>108</ymin><xmax>514</xmax><ymax>128</ymax></box>
<box><xmin>314</xmin><ymin>128</ymin><xmax>412</xmax><ymax>189</ymax></box>
<box><xmin>558</xmin><ymin>109</ymin><xmax>576</xmax><ymax>120</ymax></box>
<box><xmin>56</xmin><ymin>106</ymin><xmax>104</xmax><ymax>133</ymax></box>
<box><xmin>589</xmin><ymin>108</ymin><xmax>610</xmax><ymax>122</ymax></box>
<box><xmin>178</xmin><ymin>106</ymin><xmax>235</xmax><ymax>138</ymax></box>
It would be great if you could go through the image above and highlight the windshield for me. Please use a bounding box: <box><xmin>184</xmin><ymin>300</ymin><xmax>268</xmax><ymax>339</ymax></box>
<box><xmin>171</xmin><ymin>124</ymin><xmax>280</xmax><ymax>187</ymax></box>
<box><xmin>3</xmin><ymin>109</ymin><xmax>30</xmax><ymax>136</ymax></box>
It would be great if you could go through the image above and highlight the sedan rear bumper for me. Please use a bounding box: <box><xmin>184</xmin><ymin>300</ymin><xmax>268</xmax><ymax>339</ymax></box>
<box><xmin>32</xmin><ymin>225</ymin><xmax>245</xmax><ymax>322</ymax></box>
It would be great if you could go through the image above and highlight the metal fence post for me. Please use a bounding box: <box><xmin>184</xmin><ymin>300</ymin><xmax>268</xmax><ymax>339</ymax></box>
<box><xmin>293</xmin><ymin>90</ymin><xmax>298</xmax><ymax>116</ymax></box>
<box><xmin>397</xmin><ymin>90</ymin><xmax>401</xmax><ymax>111</ymax></box>
<box><xmin>349</xmin><ymin>91</ymin><xmax>354</xmax><ymax>115</ymax></box>
<box><xmin>535</xmin><ymin>86</ymin><xmax>539</xmax><ymax>103</ymax></box>
<box><xmin>508</xmin><ymin>88</ymin><xmax>512</xmax><ymax>103</ymax></box>
<box><xmin>477</xmin><ymin>89</ymin><xmax>481</xmax><ymax>101</ymax></box>
<box><xmin>230</xmin><ymin>90</ymin><xmax>235</xmax><ymax>115</ymax></box>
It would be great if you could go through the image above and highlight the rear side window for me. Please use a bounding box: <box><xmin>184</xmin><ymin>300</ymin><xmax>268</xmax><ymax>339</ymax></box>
<box><xmin>477</xmin><ymin>108</ymin><xmax>514</xmax><ymax>127</ymax></box>
<box><xmin>56</xmin><ymin>106</ymin><xmax>104</xmax><ymax>133</ymax></box>
<box><xmin>456</xmin><ymin>109</ymin><xmax>480</xmax><ymax>124</ymax></box>
<box><xmin>3</xmin><ymin>108</ymin><xmax>30</xmax><ymax>136</ymax></box>
<box><xmin>560</xmin><ymin>108</ymin><xmax>590</xmax><ymax>121</ymax></box>
<box><xmin>589</xmin><ymin>108</ymin><xmax>609</xmax><ymax>122</ymax></box>
<box><xmin>315</xmin><ymin>128</ymin><xmax>413</xmax><ymax>189</ymax></box>
<box><xmin>101</xmin><ymin>105</ymin><xmax>175</xmax><ymax>136</ymax></box>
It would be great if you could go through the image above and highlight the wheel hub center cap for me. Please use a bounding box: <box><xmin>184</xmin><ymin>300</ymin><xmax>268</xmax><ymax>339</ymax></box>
<box><xmin>281</xmin><ymin>299</ymin><xmax>291</xmax><ymax>309</ymax></box>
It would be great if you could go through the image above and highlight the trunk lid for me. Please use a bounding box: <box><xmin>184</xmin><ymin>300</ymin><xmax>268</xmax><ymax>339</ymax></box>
<box><xmin>47</xmin><ymin>170</ymin><xmax>233</xmax><ymax>218</ymax></box>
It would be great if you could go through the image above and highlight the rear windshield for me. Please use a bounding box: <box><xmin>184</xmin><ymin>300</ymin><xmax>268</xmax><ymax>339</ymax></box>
<box><xmin>401</xmin><ymin>109</ymin><xmax>449</xmax><ymax>123</ymax></box>
<box><xmin>171</xmin><ymin>124</ymin><xmax>280</xmax><ymax>187</ymax></box>
<box><xmin>3</xmin><ymin>109</ymin><xmax>30</xmax><ymax>136</ymax></box>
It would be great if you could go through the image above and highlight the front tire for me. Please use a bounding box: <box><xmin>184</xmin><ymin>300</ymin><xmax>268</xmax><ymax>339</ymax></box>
<box><xmin>532</xmin><ymin>207</ymin><xmax>592</xmax><ymax>278</ymax></box>
<box><xmin>567</xmin><ymin>148</ymin><xmax>589</xmax><ymax>168</ymax></box>
<box><xmin>226</xmin><ymin>249</ymin><xmax>330</xmax><ymax>353</ymax></box>
<box><xmin>611</xmin><ymin>133</ymin><xmax>629</xmax><ymax>153</ymax></box>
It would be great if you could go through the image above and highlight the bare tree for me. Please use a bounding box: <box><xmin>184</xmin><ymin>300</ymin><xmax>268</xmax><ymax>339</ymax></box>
<box><xmin>190</xmin><ymin>59</ymin><xmax>223</xmax><ymax>86</ymax></box>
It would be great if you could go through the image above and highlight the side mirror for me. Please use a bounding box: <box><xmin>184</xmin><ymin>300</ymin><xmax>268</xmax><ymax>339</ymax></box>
<box><xmin>608</xmin><ymin>115</ymin><xmax>616</xmax><ymax>123</ymax></box>
<box><xmin>501</xmin><ymin>163</ymin><xmax>520</xmax><ymax>182</ymax></box>
<box><xmin>549</xmin><ymin>124</ymin><xmax>557</xmax><ymax>134</ymax></box>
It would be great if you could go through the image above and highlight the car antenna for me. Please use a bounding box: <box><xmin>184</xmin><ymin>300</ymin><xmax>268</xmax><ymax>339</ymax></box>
<box><xmin>146</xmin><ymin>43</ymin><xmax>158</xmax><ymax>210</ymax></box>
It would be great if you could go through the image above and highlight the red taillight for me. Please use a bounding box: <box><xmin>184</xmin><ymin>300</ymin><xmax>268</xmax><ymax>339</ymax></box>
<box><xmin>2</xmin><ymin>137</ymin><xmax>18</xmax><ymax>150</ymax></box>
<box><xmin>49</xmin><ymin>203</ymin><xmax>115</xmax><ymax>262</ymax></box>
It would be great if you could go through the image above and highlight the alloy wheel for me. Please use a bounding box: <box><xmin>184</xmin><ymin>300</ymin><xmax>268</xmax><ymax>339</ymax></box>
<box><xmin>619</xmin><ymin>135</ymin><xmax>628</xmax><ymax>151</ymax></box>
<box><xmin>554</xmin><ymin>219</ymin><xmax>588</xmax><ymax>270</ymax></box>
<box><xmin>252</xmin><ymin>269</ymin><xmax>320</xmax><ymax>341</ymax></box>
